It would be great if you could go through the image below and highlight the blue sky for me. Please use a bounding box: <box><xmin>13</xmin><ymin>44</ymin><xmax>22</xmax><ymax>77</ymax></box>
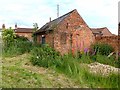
<box><xmin>0</xmin><ymin>0</ymin><xmax>119</xmax><ymax>34</ymax></box>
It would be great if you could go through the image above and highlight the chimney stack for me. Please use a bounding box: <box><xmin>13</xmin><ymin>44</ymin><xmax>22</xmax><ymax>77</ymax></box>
<box><xmin>2</xmin><ymin>24</ymin><xmax>5</xmax><ymax>29</ymax></box>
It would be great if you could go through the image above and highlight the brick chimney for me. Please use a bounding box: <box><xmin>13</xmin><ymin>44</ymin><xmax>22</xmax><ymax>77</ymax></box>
<box><xmin>2</xmin><ymin>24</ymin><xmax>5</xmax><ymax>29</ymax></box>
<box><xmin>15</xmin><ymin>23</ymin><xmax>17</xmax><ymax>29</ymax></box>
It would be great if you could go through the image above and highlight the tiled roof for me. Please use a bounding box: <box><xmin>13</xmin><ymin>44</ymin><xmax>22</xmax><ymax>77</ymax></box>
<box><xmin>91</xmin><ymin>28</ymin><xmax>104</xmax><ymax>34</ymax></box>
<box><xmin>90</xmin><ymin>27</ymin><xmax>112</xmax><ymax>36</ymax></box>
<box><xmin>34</xmin><ymin>9</ymin><xmax>76</xmax><ymax>34</ymax></box>
<box><xmin>14</xmin><ymin>28</ymin><xmax>33</xmax><ymax>33</ymax></box>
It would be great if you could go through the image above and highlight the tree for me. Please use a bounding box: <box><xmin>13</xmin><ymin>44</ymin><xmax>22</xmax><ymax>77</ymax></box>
<box><xmin>2</xmin><ymin>27</ymin><xmax>16</xmax><ymax>47</ymax></box>
<box><xmin>32</xmin><ymin>23</ymin><xmax>39</xmax><ymax>43</ymax></box>
<box><xmin>33</xmin><ymin>23</ymin><xmax>39</xmax><ymax>32</ymax></box>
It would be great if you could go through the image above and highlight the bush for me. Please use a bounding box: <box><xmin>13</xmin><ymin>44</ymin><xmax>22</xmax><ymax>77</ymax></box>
<box><xmin>3</xmin><ymin>35</ymin><xmax>32</xmax><ymax>57</ymax></box>
<box><xmin>15</xmin><ymin>35</ymin><xmax>29</xmax><ymax>41</ymax></box>
<box><xmin>2</xmin><ymin>28</ymin><xmax>33</xmax><ymax>57</ymax></box>
<box><xmin>3</xmin><ymin>41</ymin><xmax>32</xmax><ymax>57</ymax></box>
<box><xmin>2</xmin><ymin>28</ymin><xmax>16</xmax><ymax>47</ymax></box>
<box><xmin>30</xmin><ymin>44</ymin><xmax>60</xmax><ymax>67</ymax></box>
<box><xmin>91</xmin><ymin>43</ymin><xmax>114</xmax><ymax>56</ymax></box>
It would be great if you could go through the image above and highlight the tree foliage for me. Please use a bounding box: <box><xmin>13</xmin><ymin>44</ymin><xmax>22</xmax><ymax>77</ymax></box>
<box><xmin>32</xmin><ymin>23</ymin><xmax>39</xmax><ymax>43</ymax></box>
<box><xmin>2</xmin><ymin>27</ymin><xmax>16</xmax><ymax>47</ymax></box>
<box><xmin>33</xmin><ymin>23</ymin><xmax>39</xmax><ymax>32</ymax></box>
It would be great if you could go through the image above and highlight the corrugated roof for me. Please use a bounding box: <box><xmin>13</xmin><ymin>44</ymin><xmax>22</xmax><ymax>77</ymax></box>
<box><xmin>34</xmin><ymin>9</ymin><xmax>76</xmax><ymax>34</ymax></box>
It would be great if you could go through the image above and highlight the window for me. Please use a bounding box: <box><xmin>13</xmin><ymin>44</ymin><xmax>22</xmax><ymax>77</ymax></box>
<box><xmin>60</xmin><ymin>32</ymin><xmax>67</xmax><ymax>44</ymax></box>
<box><xmin>41</xmin><ymin>35</ymin><xmax>45</xmax><ymax>44</ymax></box>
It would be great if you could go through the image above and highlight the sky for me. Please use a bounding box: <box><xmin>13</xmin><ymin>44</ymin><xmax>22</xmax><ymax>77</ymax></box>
<box><xmin>0</xmin><ymin>0</ymin><xmax>119</xmax><ymax>35</ymax></box>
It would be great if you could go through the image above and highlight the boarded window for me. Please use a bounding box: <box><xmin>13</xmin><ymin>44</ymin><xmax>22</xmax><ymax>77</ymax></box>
<box><xmin>60</xmin><ymin>32</ymin><xmax>67</xmax><ymax>44</ymax></box>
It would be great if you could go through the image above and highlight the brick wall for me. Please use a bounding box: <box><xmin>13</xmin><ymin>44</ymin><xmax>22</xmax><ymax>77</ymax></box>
<box><xmin>53</xmin><ymin>10</ymin><xmax>95</xmax><ymax>55</ymax></box>
<box><xmin>72</xmin><ymin>26</ymin><xmax>95</xmax><ymax>54</ymax></box>
<box><xmin>36</xmin><ymin>34</ymin><xmax>41</xmax><ymax>44</ymax></box>
<box><xmin>95</xmin><ymin>36</ymin><xmax>119</xmax><ymax>51</ymax></box>
<box><xmin>36</xmin><ymin>10</ymin><xmax>95</xmax><ymax>55</ymax></box>
<box><xmin>36</xmin><ymin>32</ymin><xmax>54</xmax><ymax>47</ymax></box>
<box><xmin>16</xmin><ymin>32</ymin><xmax>33</xmax><ymax>41</ymax></box>
<box><xmin>45</xmin><ymin>32</ymin><xmax>54</xmax><ymax>47</ymax></box>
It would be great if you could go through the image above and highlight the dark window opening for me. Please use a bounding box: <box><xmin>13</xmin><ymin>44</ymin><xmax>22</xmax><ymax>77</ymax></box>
<box><xmin>41</xmin><ymin>35</ymin><xmax>45</xmax><ymax>44</ymax></box>
<box><xmin>66</xmin><ymin>23</ymin><xmax>68</xmax><ymax>29</ymax></box>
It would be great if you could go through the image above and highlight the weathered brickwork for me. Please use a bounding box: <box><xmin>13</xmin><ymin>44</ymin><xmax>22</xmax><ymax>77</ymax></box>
<box><xmin>95</xmin><ymin>36</ymin><xmax>119</xmax><ymax>52</ymax></box>
<box><xmin>16</xmin><ymin>32</ymin><xmax>33</xmax><ymax>41</ymax></box>
<box><xmin>53</xmin><ymin>10</ymin><xmax>95</xmax><ymax>55</ymax></box>
<box><xmin>72</xmin><ymin>26</ymin><xmax>95</xmax><ymax>54</ymax></box>
<box><xmin>36</xmin><ymin>32</ymin><xmax>54</xmax><ymax>47</ymax></box>
<box><xmin>36</xmin><ymin>9</ymin><xmax>95</xmax><ymax>55</ymax></box>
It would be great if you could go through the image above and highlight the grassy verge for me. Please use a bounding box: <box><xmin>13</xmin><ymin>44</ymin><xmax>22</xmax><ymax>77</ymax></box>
<box><xmin>1</xmin><ymin>54</ymin><xmax>82</xmax><ymax>88</ymax></box>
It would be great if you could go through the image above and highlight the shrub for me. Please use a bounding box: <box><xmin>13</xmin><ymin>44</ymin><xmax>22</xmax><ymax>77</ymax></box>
<box><xmin>2</xmin><ymin>28</ymin><xmax>33</xmax><ymax>57</ymax></box>
<box><xmin>15</xmin><ymin>35</ymin><xmax>29</xmax><ymax>41</ymax></box>
<box><xmin>2</xmin><ymin>35</ymin><xmax>32</xmax><ymax>57</ymax></box>
<box><xmin>2</xmin><ymin>41</ymin><xmax>32</xmax><ymax>57</ymax></box>
<box><xmin>30</xmin><ymin>44</ymin><xmax>60</xmax><ymax>67</ymax></box>
<box><xmin>2</xmin><ymin>28</ymin><xmax>16</xmax><ymax>47</ymax></box>
<box><xmin>30</xmin><ymin>45</ymin><xmax>82</xmax><ymax>77</ymax></box>
<box><xmin>91</xmin><ymin>43</ymin><xmax>114</xmax><ymax>56</ymax></box>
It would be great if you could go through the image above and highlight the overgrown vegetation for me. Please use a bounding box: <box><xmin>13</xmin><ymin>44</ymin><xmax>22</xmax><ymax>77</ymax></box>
<box><xmin>30</xmin><ymin>45</ymin><xmax>119</xmax><ymax>88</ymax></box>
<box><xmin>91</xmin><ymin>43</ymin><xmax>114</xmax><ymax>56</ymax></box>
<box><xmin>2</xmin><ymin>27</ymin><xmax>16</xmax><ymax>47</ymax></box>
<box><xmin>30</xmin><ymin>44</ymin><xmax>60</xmax><ymax>67</ymax></box>
<box><xmin>2</xmin><ymin>28</ymin><xmax>119</xmax><ymax>88</ymax></box>
<box><xmin>2</xmin><ymin>54</ymin><xmax>81</xmax><ymax>88</ymax></box>
<box><xmin>2</xmin><ymin>28</ymin><xmax>32</xmax><ymax>57</ymax></box>
<box><xmin>89</xmin><ymin>43</ymin><xmax>119</xmax><ymax>68</ymax></box>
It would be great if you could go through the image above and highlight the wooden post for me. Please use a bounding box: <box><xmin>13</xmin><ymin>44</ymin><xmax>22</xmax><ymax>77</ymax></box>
<box><xmin>116</xmin><ymin>50</ymin><xmax>118</xmax><ymax>60</ymax></box>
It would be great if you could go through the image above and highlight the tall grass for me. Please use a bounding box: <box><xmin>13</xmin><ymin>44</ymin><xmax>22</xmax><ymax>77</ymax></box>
<box><xmin>95</xmin><ymin>54</ymin><xmax>119</xmax><ymax>68</ymax></box>
<box><xmin>2</xmin><ymin>40</ymin><xmax>32</xmax><ymax>57</ymax></box>
<box><xmin>83</xmin><ymin>70</ymin><xmax>118</xmax><ymax>88</ymax></box>
<box><xmin>91</xmin><ymin>43</ymin><xmax>114</xmax><ymax>56</ymax></box>
<box><xmin>30</xmin><ymin>45</ymin><xmax>119</xmax><ymax>88</ymax></box>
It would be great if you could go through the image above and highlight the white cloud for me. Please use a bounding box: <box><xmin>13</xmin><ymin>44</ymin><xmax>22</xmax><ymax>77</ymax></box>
<box><xmin>0</xmin><ymin>0</ymin><xmax>119</xmax><ymax>34</ymax></box>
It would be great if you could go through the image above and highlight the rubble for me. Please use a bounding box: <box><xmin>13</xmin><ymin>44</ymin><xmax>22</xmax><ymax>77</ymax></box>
<box><xmin>88</xmin><ymin>62</ymin><xmax>119</xmax><ymax>76</ymax></box>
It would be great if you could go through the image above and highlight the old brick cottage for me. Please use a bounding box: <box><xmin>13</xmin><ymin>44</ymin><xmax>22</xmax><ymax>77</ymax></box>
<box><xmin>34</xmin><ymin>9</ymin><xmax>95</xmax><ymax>55</ymax></box>
<box><xmin>14</xmin><ymin>24</ymin><xmax>33</xmax><ymax>41</ymax></box>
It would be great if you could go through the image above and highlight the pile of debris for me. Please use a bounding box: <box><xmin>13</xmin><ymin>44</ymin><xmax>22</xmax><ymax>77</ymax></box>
<box><xmin>88</xmin><ymin>62</ymin><xmax>119</xmax><ymax>76</ymax></box>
